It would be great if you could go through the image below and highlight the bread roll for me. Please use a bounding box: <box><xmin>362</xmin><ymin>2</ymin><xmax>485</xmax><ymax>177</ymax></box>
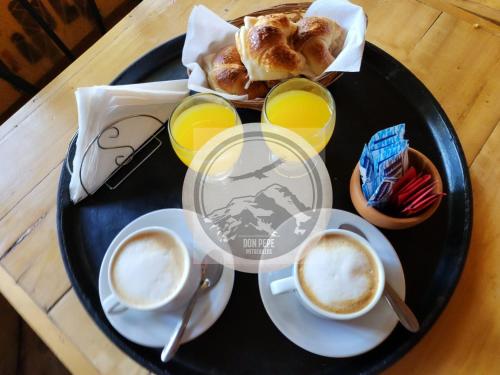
<box><xmin>293</xmin><ymin>16</ymin><xmax>346</xmax><ymax>77</ymax></box>
<box><xmin>236</xmin><ymin>14</ymin><xmax>305</xmax><ymax>81</ymax></box>
<box><xmin>206</xmin><ymin>45</ymin><xmax>269</xmax><ymax>99</ymax></box>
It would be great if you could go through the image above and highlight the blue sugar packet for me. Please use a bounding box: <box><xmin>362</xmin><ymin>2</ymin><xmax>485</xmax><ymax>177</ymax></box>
<box><xmin>360</xmin><ymin>145</ymin><xmax>375</xmax><ymax>198</ymax></box>
<box><xmin>368</xmin><ymin>179</ymin><xmax>396</xmax><ymax>207</ymax></box>
<box><xmin>368</xmin><ymin>123</ymin><xmax>405</xmax><ymax>150</ymax></box>
<box><xmin>359</xmin><ymin>124</ymin><xmax>409</xmax><ymax>207</ymax></box>
<box><xmin>360</xmin><ymin>145</ymin><xmax>373</xmax><ymax>181</ymax></box>
<box><xmin>373</xmin><ymin>140</ymin><xmax>408</xmax><ymax>181</ymax></box>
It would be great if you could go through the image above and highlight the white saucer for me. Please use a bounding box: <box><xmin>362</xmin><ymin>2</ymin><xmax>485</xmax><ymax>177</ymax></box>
<box><xmin>258</xmin><ymin>209</ymin><xmax>405</xmax><ymax>358</ymax></box>
<box><xmin>98</xmin><ymin>209</ymin><xmax>235</xmax><ymax>348</ymax></box>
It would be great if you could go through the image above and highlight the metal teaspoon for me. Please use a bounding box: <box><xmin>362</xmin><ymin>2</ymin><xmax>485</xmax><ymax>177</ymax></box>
<box><xmin>338</xmin><ymin>223</ymin><xmax>420</xmax><ymax>332</ymax></box>
<box><xmin>161</xmin><ymin>255</ymin><xmax>224</xmax><ymax>362</ymax></box>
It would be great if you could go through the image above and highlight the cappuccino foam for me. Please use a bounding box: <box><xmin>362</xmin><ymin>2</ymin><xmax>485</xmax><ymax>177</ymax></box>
<box><xmin>298</xmin><ymin>233</ymin><xmax>378</xmax><ymax>314</ymax></box>
<box><xmin>111</xmin><ymin>231</ymin><xmax>186</xmax><ymax>307</ymax></box>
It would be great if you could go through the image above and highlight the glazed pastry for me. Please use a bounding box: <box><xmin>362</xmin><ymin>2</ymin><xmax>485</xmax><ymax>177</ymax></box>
<box><xmin>293</xmin><ymin>16</ymin><xmax>346</xmax><ymax>77</ymax></box>
<box><xmin>205</xmin><ymin>45</ymin><xmax>269</xmax><ymax>99</ymax></box>
<box><xmin>236</xmin><ymin>13</ymin><xmax>306</xmax><ymax>81</ymax></box>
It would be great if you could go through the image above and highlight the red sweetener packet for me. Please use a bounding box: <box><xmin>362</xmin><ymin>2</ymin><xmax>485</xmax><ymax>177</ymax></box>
<box><xmin>401</xmin><ymin>193</ymin><xmax>446</xmax><ymax>216</ymax></box>
<box><xmin>401</xmin><ymin>181</ymin><xmax>437</xmax><ymax>208</ymax></box>
<box><xmin>390</xmin><ymin>167</ymin><xmax>417</xmax><ymax>200</ymax></box>
<box><xmin>395</xmin><ymin>174</ymin><xmax>432</xmax><ymax>207</ymax></box>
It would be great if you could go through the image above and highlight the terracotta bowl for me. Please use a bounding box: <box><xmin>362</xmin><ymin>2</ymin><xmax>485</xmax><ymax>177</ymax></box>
<box><xmin>349</xmin><ymin>148</ymin><xmax>444</xmax><ymax>230</ymax></box>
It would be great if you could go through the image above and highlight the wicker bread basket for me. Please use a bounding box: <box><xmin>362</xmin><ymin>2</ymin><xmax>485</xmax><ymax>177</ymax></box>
<box><xmin>196</xmin><ymin>2</ymin><xmax>349</xmax><ymax>110</ymax></box>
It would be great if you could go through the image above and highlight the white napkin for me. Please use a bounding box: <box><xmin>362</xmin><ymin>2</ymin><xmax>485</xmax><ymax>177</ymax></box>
<box><xmin>306</xmin><ymin>0</ymin><xmax>366</xmax><ymax>72</ymax></box>
<box><xmin>69</xmin><ymin>80</ymin><xmax>189</xmax><ymax>203</ymax></box>
<box><xmin>182</xmin><ymin>0</ymin><xmax>366</xmax><ymax>100</ymax></box>
<box><xmin>182</xmin><ymin>5</ymin><xmax>243</xmax><ymax>100</ymax></box>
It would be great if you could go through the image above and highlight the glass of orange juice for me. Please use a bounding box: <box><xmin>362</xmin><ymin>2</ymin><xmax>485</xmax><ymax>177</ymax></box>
<box><xmin>168</xmin><ymin>93</ymin><xmax>242</xmax><ymax>171</ymax></box>
<box><xmin>261</xmin><ymin>78</ymin><xmax>335</xmax><ymax>157</ymax></box>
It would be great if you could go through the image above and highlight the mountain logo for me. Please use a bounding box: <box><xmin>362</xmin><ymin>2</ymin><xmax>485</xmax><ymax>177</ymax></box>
<box><xmin>205</xmin><ymin>184</ymin><xmax>311</xmax><ymax>243</ymax></box>
<box><xmin>182</xmin><ymin>123</ymin><xmax>333</xmax><ymax>273</ymax></box>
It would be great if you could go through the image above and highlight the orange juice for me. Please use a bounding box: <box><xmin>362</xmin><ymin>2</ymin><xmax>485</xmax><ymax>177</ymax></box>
<box><xmin>170</xmin><ymin>102</ymin><xmax>237</xmax><ymax>167</ymax></box>
<box><xmin>264</xmin><ymin>89</ymin><xmax>333</xmax><ymax>153</ymax></box>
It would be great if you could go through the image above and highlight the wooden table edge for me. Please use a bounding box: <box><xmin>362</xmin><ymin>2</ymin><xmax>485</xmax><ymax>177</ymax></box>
<box><xmin>0</xmin><ymin>266</ymin><xmax>99</xmax><ymax>375</ymax></box>
<box><xmin>0</xmin><ymin>0</ymin><xmax>498</xmax><ymax>373</ymax></box>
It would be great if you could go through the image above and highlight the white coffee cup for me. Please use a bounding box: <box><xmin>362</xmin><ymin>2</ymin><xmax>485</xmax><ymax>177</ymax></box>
<box><xmin>103</xmin><ymin>226</ymin><xmax>200</xmax><ymax>314</ymax></box>
<box><xmin>270</xmin><ymin>228</ymin><xmax>385</xmax><ymax>320</ymax></box>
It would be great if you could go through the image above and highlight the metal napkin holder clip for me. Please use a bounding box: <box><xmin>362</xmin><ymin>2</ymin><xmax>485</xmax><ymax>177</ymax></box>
<box><xmin>66</xmin><ymin>114</ymin><xmax>165</xmax><ymax>195</ymax></box>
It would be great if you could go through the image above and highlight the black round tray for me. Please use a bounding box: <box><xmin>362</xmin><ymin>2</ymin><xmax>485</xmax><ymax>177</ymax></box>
<box><xmin>57</xmin><ymin>37</ymin><xmax>472</xmax><ymax>374</ymax></box>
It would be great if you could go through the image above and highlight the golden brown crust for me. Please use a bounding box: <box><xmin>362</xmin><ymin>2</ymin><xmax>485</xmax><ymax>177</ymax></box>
<box><xmin>302</xmin><ymin>40</ymin><xmax>333</xmax><ymax>70</ymax></box>
<box><xmin>206</xmin><ymin>45</ymin><xmax>269</xmax><ymax>99</ymax></box>
<box><xmin>262</xmin><ymin>13</ymin><xmax>296</xmax><ymax>29</ymax></box>
<box><xmin>244</xmin><ymin>13</ymin><xmax>304</xmax><ymax>77</ymax></box>
<box><xmin>293</xmin><ymin>16</ymin><xmax>345</xmax><ymax>76</ymax></box>
<box><xmin>261</xmin><ymin>44</ymin><xmax>304</xmax><ymax>74</ymax></box>
<box><xmin>286</xmin><ymin>12</ymin><xmax>302</xmax><ymax>23</ymax></box>
<box><xmin>210</xmin><ymin>66</ymin><xmax>247</xmax><ymax>93</ymax></box>
<box><xmin>246</xmin><ymin>81</ymin><xmax>270</xmax><ymax>99</ymax></box>
<box><xmin>206</xmin><ymin>14</ymin><xmax>346</xmax><ymax>95</ymax></box>
<box><xmin>294</xmin><ymin>17</ymin><xmax>334</xmax><ymax>50</ymax></box>
<box><xmin>247</xmin><ymin>14</ymin><xmax>297</xmax><ymax>53</ymax></box>
<box><xmin>212</xmin><ymin>45</ymin><xmax>242</xmax><ymax>66</ymax></box>
<box><xmin>248</xmin><ymin>25</ymin><xmax>284</xmax><ymax>52</ymax></box>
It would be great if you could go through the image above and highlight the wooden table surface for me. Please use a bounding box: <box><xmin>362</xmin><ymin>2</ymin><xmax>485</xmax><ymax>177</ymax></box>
<box><xmin>0</xmin><ymin>0</ymin><xmax>498</xmax><ymax>373</ymax></box>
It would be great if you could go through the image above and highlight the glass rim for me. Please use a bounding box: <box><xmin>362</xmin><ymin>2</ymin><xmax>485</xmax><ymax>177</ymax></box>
<box><xmin>168</xmin><ymin>92</ymin><xmax>241</xmax><ymax>153</ymax></box>
<box><xmin>262</xmin><ymin>77</ymin><xmax>336</xmax><ymax>128</ymax></box>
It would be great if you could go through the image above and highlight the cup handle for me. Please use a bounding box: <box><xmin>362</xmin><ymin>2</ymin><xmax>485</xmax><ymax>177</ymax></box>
<box><xmin>270</xmin><ymin>276</ymin><xmax>296</xmax><ymax>295</ymax></box>
<box><xmin>103</xmin><ymin>294</ymin><xmax>127</xmax><ymax>314</ymax></box>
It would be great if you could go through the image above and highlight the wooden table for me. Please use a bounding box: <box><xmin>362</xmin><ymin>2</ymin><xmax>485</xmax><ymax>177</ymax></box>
<box><xmin>0</xmin><ymin>0</ymin><xmax>498</xmax><ymax>373</ymax></box>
